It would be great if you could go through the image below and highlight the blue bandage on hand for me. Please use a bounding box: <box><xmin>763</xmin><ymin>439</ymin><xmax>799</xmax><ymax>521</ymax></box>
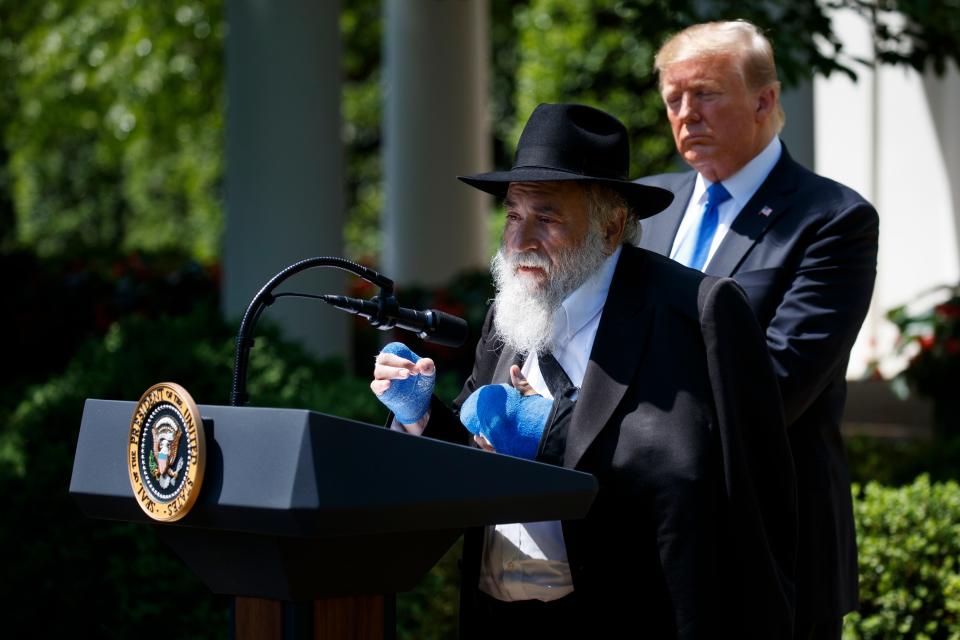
<box><xmin>459</xmin><ymin>384</ymin><xmax>553</xmax><ymax>459</ymax></box>
<box><xmin>376</xmin><ymin>342</ymin><xmax>435</xmax><ymax>424</ymax></box>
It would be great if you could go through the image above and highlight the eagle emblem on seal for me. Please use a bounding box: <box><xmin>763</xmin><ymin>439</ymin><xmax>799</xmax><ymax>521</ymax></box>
<box><xmin>150</xmin><ymin>416</ymin><xmax>184</xmax><ymax>489</ymax></box>
<box><xmin>129</xmin><ymin>382</ymin><xmax>206</xmax><ymax>521</ymax></box>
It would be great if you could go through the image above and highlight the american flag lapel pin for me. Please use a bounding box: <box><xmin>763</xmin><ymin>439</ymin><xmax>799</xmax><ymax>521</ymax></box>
<box><xmin>759</xmin><ymin>206</ymin><xmax>773</xmax><ymax>217</ymax></box>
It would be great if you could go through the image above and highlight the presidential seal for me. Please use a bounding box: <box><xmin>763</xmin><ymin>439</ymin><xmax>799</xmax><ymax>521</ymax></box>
<box><xmin>128</xmin><ymin>382</ymin><xmax>206</xmax><ymax>522</ymax></box>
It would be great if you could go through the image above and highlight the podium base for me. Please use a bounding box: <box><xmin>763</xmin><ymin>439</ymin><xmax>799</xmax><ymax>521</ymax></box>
<box><xmin>235</xmin><ymin>595</ymin><xmax>394</xmax><ymax>640</ymax></box>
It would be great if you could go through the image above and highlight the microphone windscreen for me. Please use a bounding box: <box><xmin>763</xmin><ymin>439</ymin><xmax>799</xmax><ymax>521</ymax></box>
<box><xmin>426</xmin><ymin>310</ymin><xmax>469</xmax><ymax>348</ymax></box>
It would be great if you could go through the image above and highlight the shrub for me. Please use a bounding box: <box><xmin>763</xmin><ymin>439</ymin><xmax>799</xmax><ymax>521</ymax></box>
<box><xmin>845</xmin><ymin>476</ymin><xmax>960</xmax><ymax>639</ymax></box>
<box><xmin>0</xmin><ymin>250</ymin><xmax>220</xmax><ymax>409</ymax></box>
<box><xmin>0</xmin><ymin>302</ymin><xmax>465</xmax><ymax>637</ymax></box>
<box><xmin>1</xmin><ymin>304</ymin><xmax>233</xmax><ymax>637</ymax></box>
<box><xmin>845</xmin><ymin>435</ymin><xmax>960</xmax><ymax>486</ymax></box>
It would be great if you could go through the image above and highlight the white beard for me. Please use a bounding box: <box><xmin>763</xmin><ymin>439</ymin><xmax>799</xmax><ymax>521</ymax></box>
<box><xmin>490</xmin><ymin>228</ymin><xmax>611</xmax><ymax>356</ymax></box>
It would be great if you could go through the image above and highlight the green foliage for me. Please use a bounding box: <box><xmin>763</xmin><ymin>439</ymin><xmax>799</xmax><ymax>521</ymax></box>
<box><xmin>398</xmin><ymin>540</ymin><xmax>461</xmax><ymax>640</ymax></box>
<box><xmin>0</xmin><ymin>303</ymin><xmax>234</xmax><ymax>636</ymax></box>
<box><xmin>512</xmin><ymin>0</ymin><xmax>678</xmax><ymax>177</ymax></box>
<box><xmin>845</xmin><ymin>434</ymin><xmax>960</xmax><ymax>486</ymax></box>
<box><xmin>509</xmin><ymin>0</ymin><xmax>855</xmax><ymax>177</ymax></box>
<box><xmin>4</xmin><ymin>0</ymin><xmax>224</xmax><ymax>261</ymax></box>
<box><xmin>0</xmin><ymin>301</ymin><xmax>392</xmax><ymax>483</ymax></box>
<box><xmin>845</xmin><ymin>476</ymin><xmax>960</xmax><ymax>639</ymax></box>
<box><xmin>0</xmin><ymin>293</ymin><xmax>472</xmax><ymax>635</ymax></box>
<box><xmin>861</xmin><ymin>0</ymin><xmax>960</xmax><ymax>75</ymax></box>
<box><xmin>342</xmin><ymin>0</ymin><xmax>384</xmax><ymax>262</ymax></box>
<box><xmin>6</xmin><ymin>0</ymin><xmax>960</xmax><ymax>265</ymax></box>
<box><xmin>489</xmin><ymin>0</ymin><xmax>528</xmax><ymax>170</ymax></box>
<box><xmin>510</xmin><ymin>0</ymin><xmax>960</xmax><ymax>179</ymax></box>
<box><xmin>5</xmin><ymin>1</ymin><xmax>960</xmax><ymax>635</ymax></box>
<box><xmin>0</xmin><ymin>1</ymin><xmax>45</xmax><ymax>251</ymax></box>
<box><xmin>1</xmin><ymin>250</ymin><xmax>221</xmax><ymax>406</ymax></box>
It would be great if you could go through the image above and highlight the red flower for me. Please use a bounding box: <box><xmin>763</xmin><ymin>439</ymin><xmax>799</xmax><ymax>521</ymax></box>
<box><xmin>93</xmin><ymin>302</ymin><xmax>113</xmax><ymax>331</ymax></box>
<box><xmin>348</xmin><ymin>277</ymin><xmax>377</xmax><ymax>298</ymax></box>
<box><xmin>946</xmin><ymin>338</ymin><xmax>960</xmax><ymax>354</ymax></box>
<box><xmin>205</xmin><ymin>262</ymin><xmax>222</xmax><ymax>287</ymax></box>
<box><xmin>935</xmin><ymin>303</ymin><xmax>960</xmax><ymax>319</ymax></box>
<box><xmin>919</xmin><ymin>335</ymin><xmax>935</xmax><ymax>351</ymax></box>
<box><xmin>111</xmin><ymin>260</ymin><xmax>126</xmax><ymax>279</ymax></box>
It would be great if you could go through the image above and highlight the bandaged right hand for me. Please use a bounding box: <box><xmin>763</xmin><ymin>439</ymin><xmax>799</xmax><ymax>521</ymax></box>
<box><xmin>371</xmin><ymin>342</ymin><xmax>436</xmax><ymax>425</ymax></box>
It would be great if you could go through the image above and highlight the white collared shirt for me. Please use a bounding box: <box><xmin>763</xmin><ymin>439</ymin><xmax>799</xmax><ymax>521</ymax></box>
<box><xmin>478</xmin><ymin>245</ymin><xmax>622</xmax><ymax>602</ymax></box>
<box><xmin>670</xmin><ymin>137</ymin><xmax>782</xmax><ymax>269</ymax></box>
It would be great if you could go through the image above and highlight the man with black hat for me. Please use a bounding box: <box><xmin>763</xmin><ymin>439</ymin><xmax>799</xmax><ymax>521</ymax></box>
<box><xmin>371</xmin><ymin>103</ymin><xmax>798</xmax><ymax>638</ymax></box>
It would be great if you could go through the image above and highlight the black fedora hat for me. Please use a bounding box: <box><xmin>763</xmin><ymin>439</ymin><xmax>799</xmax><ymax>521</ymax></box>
<box><xmin>458</xmin><ymin>103</ymin><xmax>673</xmax><ymax>218</ymax></box>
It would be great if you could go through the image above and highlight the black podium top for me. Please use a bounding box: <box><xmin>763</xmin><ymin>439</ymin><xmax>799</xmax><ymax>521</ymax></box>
<box><xmin>70</xmin><ymin>399</ymin><xmax>597</xmax><ymax>599</ymax></box>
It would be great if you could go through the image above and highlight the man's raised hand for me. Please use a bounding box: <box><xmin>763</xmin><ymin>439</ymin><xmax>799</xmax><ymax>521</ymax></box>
<box><xmin>371</xmin><ymin>342</ymin><xmax>435</xmax><ymax>430</ymax></box>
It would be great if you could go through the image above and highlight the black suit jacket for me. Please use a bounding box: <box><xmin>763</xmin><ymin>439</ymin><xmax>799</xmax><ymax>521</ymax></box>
<box><xmin>425</xmin><ymin>246</ymin><xmax>797</xmax><ymax>639</ymax></box>
<box><xmin>637</xmin><ymin>145</ymin><xmax>879</xmax><ymax>621</ymax></box>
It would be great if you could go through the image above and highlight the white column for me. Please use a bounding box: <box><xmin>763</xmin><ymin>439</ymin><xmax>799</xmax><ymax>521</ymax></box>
<box><xmin>874</xmin><ymin>64</ymin><xmax>960</xmax><ymax>307</ymax></box>
<box><xmin>815</xmin><ymin>8</ymin><xmax>960</xmax><ymax>377</ymax></box>
<box><xmin>922</xmin><ymin>61</ymin><xmax>960</xmax><ymax>278</ymax></box>
<box><xmin>383</xmin><ymin>0</ymin><xmax>491</xmax><ymax>287</ymax></box>
<box><xmin>814</xmin><ymin>9</ymin><xmax>878</xmax><ymax>377</ymax></box>
<box><xmin>224</xmin><ymin>0</ymin><xmax>348</xmax><ymax>359</ymax></box>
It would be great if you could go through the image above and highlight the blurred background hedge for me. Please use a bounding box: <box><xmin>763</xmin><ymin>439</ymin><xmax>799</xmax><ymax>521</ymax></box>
<box><xmin>0</xmin><ymin>255</ymin><xmax>466</xmax><ymax>638</ymax></box>
<box><xmin>3</xmin><ymin>0</ymin><xmax>960</xmax><ymax>637</ymax></box>
<box><xmin>845</xmin><ymin>477</ymin><xmax>960</xmax><ymax>639</ymax></box>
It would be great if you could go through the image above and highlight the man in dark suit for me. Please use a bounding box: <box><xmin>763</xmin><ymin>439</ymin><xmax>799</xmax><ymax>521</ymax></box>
<box><xmin>635</xmin><ymin>21</ymin><xmax>879</xmax><ymax>639</ymax></box>
<box><xmin>372</xmin><ymin>103</ymin><xmax>798</xmax><ymax>638</ymax></box>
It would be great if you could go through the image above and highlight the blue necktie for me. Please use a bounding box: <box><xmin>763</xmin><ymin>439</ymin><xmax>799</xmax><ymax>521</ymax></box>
<box><xmin>688</xmin><ymin>182</ymin><xmax>732</xmax><ymax>271</ymax></box>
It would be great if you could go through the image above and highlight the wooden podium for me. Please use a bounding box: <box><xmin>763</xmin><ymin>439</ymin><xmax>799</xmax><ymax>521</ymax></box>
<box><xmin>70</xmin><ymin>399</ymin><xmax>598</xmax><ymax>639</ymax></box>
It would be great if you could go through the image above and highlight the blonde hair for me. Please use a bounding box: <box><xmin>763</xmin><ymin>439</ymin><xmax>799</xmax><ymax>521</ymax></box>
<box><xmin>655</xmin><ymin>20</ymin><xmax>784</xmax><ymax>132</ymax></box>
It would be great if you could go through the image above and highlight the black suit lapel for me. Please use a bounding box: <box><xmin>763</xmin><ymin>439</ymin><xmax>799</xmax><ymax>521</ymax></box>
<box><xmin>706</xmin><ymin>146</ymin><xmax>801</xmax><ymax>277</ymax></box>
<box><xmin>492</xmin><ymin>346</ymin><xmax>523</xmax><ymax>384</ymax></box>
<box><xmin>639</xmin><ymin>172</ymin><xmax>695</xmax><ymax>255</ymax></box>
<box><xmin>564</xmin><ymin>247</ymin><xmax>653</xmax><ymax>470</ymax></box>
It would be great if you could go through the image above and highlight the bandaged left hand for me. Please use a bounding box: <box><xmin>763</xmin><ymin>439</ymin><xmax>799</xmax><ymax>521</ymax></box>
<box><xmin>459</xmin><ymin>372</ymin><xmax>552</xmax><ymax>459</ymax></box>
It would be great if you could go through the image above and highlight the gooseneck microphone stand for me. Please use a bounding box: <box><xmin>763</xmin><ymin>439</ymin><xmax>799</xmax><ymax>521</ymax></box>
<box><xmin>230</xmin><ymin>257</ymin><xmax>395</xmax><ymax>407</ymax></box>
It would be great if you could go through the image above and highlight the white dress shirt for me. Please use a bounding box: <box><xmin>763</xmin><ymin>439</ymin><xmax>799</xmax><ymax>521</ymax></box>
<box><xmin>670</xmin><ymin>137</ymin><xmax>782</xmax><ymax>269</ymax></box>
<box><xmin>478</xmin><ymin>245</ymin><xmax>622</xmax><ymax>602</ymax></box>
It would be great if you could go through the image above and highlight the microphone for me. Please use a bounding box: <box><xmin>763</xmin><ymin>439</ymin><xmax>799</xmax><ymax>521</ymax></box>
<box><xmin>321</xmin><ymin>294</ymin><xmax>469</xmax><ymax>348</ymax></box>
